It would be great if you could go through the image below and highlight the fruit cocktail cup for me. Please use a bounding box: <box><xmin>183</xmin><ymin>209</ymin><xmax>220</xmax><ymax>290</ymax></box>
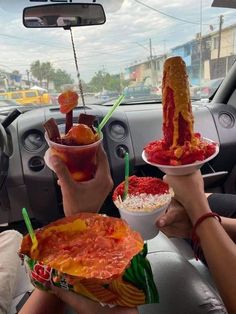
<box><xmin>45</xmin><ymin>125</ymin><xmax>102</xmax><ymax>182</ymax></box>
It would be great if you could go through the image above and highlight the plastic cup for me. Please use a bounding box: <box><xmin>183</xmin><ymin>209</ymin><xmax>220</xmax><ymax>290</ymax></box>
<box><xmin>45</xmin><ymin>125</ymin><xmax>102</xmax><ymax>182</ymax></box>
<box><xmin>115</xmin><ymin>200</ymin><xmax>171</xmax><ymax>240</ymax></box>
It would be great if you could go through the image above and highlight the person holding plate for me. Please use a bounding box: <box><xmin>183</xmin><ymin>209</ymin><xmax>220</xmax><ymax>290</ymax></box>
<box><xmin>156</xmin><ymin>171</ymin><xmax>236</xmax><ymax>313</ymax></box>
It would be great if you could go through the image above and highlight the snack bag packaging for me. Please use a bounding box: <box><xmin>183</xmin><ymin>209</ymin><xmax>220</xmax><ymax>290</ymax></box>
<box><xmin>19</xmin><ymin>213</ymin><xmax>159</xmax><ymax>307</ymax></box>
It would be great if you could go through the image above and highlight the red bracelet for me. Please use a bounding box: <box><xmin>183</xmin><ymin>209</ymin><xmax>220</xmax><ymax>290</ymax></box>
<box><xmin>191</xmin><ymin>212</ymin><xmax>221</xmax><ymax>261</ymax></box>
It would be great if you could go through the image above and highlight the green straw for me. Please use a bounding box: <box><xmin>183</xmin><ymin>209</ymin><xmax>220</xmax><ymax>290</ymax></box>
<box><xmin>123</xmin><ymin>152</ymin><xmax>130</xmax><ymax>200</ymax></box>
<box><xmin>22</xmin><ymin>207</ymin><xmax>38</xmax><ymax>250</ymax></box>
<box><xmin>98</xmin><ymin>94</ymin><xmax>124</xmax><ymax>131</ymax></box>
<box><xmin>97</xmin><ymin>124</ymin><xmax>102</xmax><ymax>138</ymax></box>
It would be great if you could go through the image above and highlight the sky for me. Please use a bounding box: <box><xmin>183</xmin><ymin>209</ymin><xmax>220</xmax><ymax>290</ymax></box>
<box><xmin>0</xmin><ymin>0</ymin><xmax>236</xmax><ymax>83</ymax></box>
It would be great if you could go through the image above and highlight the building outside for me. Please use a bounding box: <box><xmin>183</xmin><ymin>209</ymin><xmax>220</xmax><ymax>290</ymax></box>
<box><xmin>205</xmin><ymin>23</ymin><xmax>236</xmax><ymax>80</ymax></box>
<box><xmin>0</xmin><ymin>68</ymin><xmax>54</xmax><ymax>92</ymax></box>
<box><xmin>125</xmin><ymin>60</ymin><xmax>152</xmax><ymax>85</ymax></box>
<box><xmin>124</xmin><ymin>22</ymin><xmax>236</xmax><ymax>89</ymax></box>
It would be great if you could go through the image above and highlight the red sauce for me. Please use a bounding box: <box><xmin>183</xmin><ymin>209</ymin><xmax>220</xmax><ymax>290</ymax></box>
<box><xmin>162</xmin><ymin>86</ymin><xmax>175</xmax><ymax>147</ymax></box>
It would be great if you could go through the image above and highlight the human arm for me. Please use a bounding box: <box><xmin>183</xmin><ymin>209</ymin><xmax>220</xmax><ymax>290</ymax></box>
<box><xmin>156</xmin><ymin>199</ymin><xmax>192</xmax><ymax>238</ymax></box>
<box><xmin>50</xmin><ymin>145</ymin><xmax>114</xmax><ymax>216</ymax></box>
<box><xmin>221</xmin><ymin>217</ymin><xmax>236</xmax><ymax>242</ymax></box>
<box><xmin>19</xmin><ymin>289</ymin><xmax>65</xmax><ymax>314</ymax></box>
<box><xmin>164</xmin><ymin>171</ymin><xmax>236</xmax><ymax>313</ymax></box>
<box><xmin>19</xmin><ymin>288</ymin><xmax>138</xmax><ymax>314</ymax></box>
<box><xmin>52</xmin><ymin>286</ymin><xmax>138</xmax><ymax>314</ymax></box>
<box><xmin>156</xmin><ymin>195</ymin><xmax>236</xmax><ymax>243</ymax></box>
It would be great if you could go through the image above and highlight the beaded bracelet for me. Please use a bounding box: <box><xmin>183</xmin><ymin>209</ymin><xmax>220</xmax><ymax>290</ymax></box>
<box><xmin>191</xmin><ymin>212</ymin><xmax>222</xmax><ymax>261</ymax></box>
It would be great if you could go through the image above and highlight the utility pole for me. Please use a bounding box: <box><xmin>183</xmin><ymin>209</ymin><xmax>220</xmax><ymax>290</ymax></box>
<box><xmin>217</xmin><ymin>15</ymin><xmax>224</xmax><ymax>60</ymax></box>
<box><xmin>26</xmin><ymin>70</ymin><xmax>30</xmax><ymax>87</ymax></box>
<box><xmin>149</xmin><ymin>38</ymin><xmax>155</xmax><ymax>86</ymax></box>
<box><xmin>217</xmin><ymin>15</ymin><xmax>224</xmax><ymax>78</ymax></box>
<box><xmin>199</xmin><ymin>0</ymin><xmax>203</xmax><ymax>86</ymax></box>
<box><xmin>149</xmin><ymin>38</ymin><xmax>153</xmax><ymax>61</ymax></box>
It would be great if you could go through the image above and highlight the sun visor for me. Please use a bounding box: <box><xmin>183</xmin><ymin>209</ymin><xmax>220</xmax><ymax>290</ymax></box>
<box><xmin>0</xmin><ymin>0</ymin><xmax>124</xmax><ymax>13</ymax></box>
<box><xmin>212</xmin><ymin>0</ymin><xmax>236</xmax><ymax>9</ymax></box>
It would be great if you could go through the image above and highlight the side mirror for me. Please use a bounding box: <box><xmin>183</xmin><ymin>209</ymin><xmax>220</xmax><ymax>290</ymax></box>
<box><xmin>23</xmin><ymin>3</ymin><xmax>106</xmax><ymax>28</ymax></box>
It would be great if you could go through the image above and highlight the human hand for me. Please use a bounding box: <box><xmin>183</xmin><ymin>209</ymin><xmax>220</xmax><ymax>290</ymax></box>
<box><xmin>164</xmin><ymin>171</ymin><xmax>210</xmax><ymax>224</ymax></box>
<box><xmin>52</xmin><ymin>286</ymin><xmax>138</xmax><ymax>314</ymax></box>
<box><xmin>50</xmin><ymin>145</ymin><xmax>114</xmax><ymax>216</ymax></box>
<box><xmin>156</xmin><ymin>199</ymin><xmax>192</xmax><ymax>238</ymax></box>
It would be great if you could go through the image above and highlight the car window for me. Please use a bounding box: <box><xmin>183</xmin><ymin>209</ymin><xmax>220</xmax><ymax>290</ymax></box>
<box><xmin>25</xmin><ymin>92</ymin><xmax>37</xmax><ymax>98</ymax></box>
<box><xmin>0</xmin><ymin>1</ymin><xmax>234</xmax><ymax>106</ymax></box>
<box><xmin>11</xmin><ymin>92</ymin><xmax>23</xmax><ymax>100</ymax></box>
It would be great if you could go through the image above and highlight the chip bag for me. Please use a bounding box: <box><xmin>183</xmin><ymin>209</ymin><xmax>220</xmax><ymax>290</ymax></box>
<box><xmin>19</xmin><ymin>213</ymin><xmax>158</xmax><ymax>307</ymax></box>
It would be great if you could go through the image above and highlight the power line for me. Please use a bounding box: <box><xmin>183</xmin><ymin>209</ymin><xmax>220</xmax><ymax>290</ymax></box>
<box><xmin>0</xmin><ymin>32</ymin><xmax>70</xmax><ymax>50</ymax></box>
<box><xmin>0</xmin><ymin>31</ymin><xmax>148</xmax><ymax>59</ymax></box>
<box><xmin>134</xmin><ymin>0</ymin><xmax>217</xmax><ymax>26</ymax></box>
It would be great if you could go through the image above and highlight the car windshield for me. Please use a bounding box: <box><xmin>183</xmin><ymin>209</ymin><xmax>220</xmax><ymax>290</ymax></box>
<box><xmin>0</xmin><ymin>99</ymin><xmax>19</xmax><ymax>107</ymax></box>
<box><xmin>0</xmin><ymin>1</ymin><xmax>234</xmax><ymax>107</ymax></box>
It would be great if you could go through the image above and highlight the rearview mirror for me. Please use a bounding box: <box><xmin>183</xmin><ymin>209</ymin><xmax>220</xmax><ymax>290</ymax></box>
<box><xmin>23</xmin><ymin>3</ymin><xmax>106</xmax><ymax>28</ymax></box>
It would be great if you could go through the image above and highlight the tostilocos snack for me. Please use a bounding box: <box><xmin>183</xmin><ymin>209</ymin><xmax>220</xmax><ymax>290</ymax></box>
<box><xmin>144</xmin><ymin>56</ymin><xmax>216</xmax><ymax>166</ymax></box>
<box><xmin>19</xmin><ymin>213</ymin><xmax>159</xmax><ymax>307</ymax></box>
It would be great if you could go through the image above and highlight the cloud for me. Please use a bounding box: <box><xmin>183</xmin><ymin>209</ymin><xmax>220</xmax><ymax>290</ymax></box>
<box><xmin>0</xmin><ymin>0</ymin><xmax>235</xmax><ymax>82</ymax></box>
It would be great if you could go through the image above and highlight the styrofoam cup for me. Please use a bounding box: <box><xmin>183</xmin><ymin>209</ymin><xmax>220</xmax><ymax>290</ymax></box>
<box><xmin>116</xmin><ymin>201</ymin><xmax>171</xmax><ymax>240</ymax></box>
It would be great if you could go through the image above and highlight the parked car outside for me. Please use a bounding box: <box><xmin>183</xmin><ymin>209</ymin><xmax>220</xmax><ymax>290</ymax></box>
<box><xmin>191</xmin><ymin>78</ymin><xmax>223</xmax><ymax>99</ymax></box>
<box><xmin>199</xmin><ymin>78</ymin><xmax>224</xmax><ymax>98</ymax></box>
<box><xmin>0</xmin><ymin>90</ymin><xmax>51</xmax><ymax>106</ymax></box>
<box><xmin>123</xmin><ymin>85</ymin><xmax>153</xmax><ymax>99</ymax></box>
<box><xmin>49</xmin><ymin>93</ymin><xmax>60</xmax><ymax>105</ymax></box>
<box><xmin>189</xmin><ymin>83</ymin><xmax>200</xmax><ymax>99</ymax></box>
<box><xmin>151</xmin><ymin>84</ymin><xmax>162</xmax><ymax>97</ymax></box>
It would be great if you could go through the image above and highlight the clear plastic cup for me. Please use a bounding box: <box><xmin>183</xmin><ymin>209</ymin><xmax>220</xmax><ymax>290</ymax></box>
<box><xmin>45</xmin><ymin>125</ymin><xmax>102</xmax><ymax>182</ymax></box>
<box><xmin>115</xmin><ymin>200</ymin><xmax>171</xmax><ymax>240</ymax></box>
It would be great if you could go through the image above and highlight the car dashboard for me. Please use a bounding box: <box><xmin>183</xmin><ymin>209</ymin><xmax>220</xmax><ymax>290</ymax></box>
<box><xmin>1</xmin><ymin>100</ymin><xmax>236</xmax><ymax>225</ymax></box>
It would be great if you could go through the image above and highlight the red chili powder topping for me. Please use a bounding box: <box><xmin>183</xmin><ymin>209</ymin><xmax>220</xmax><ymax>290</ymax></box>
<box><xmin>113</xmin><ymin>176</ymin><xmax>169</xmax><ymax>200</ymax></box>
<box><xmin>144</xmin><ymin>134</ymin><xmax>216</xmax><ymax>166</ymax></box>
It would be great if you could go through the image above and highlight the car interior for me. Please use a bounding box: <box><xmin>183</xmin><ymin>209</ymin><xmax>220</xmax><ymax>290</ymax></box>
<box><xmin>0</xmin><ymin>1</ymin><xmax>235</xmax><ymax>313</ymax></box>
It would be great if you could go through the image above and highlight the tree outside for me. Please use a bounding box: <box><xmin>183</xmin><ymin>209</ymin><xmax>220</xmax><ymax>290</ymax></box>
<box><xmin>30</xmin><ymin>61</ymin><xmax>131</xmax><ymax>94</ymax></box>
<box><xmin>30</xmin><ymin>60</ymin><xmax>74</xmax><ymax>91</ymax></box>
<box><xmin>87</xmin><ymin>70</ymin><xmax>130</xmax><ymax>93</ymax></box>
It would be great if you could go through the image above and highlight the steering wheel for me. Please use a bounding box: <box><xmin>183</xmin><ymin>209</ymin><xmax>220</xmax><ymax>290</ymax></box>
<box><xmin>0</xmin><ymin>109</ymin><xmax>22</xmax><ymax>190</ymax></box>
<box><xmin>0</xmin><ymin>123</ymin><xmax>9</xmax><ymax>190</ymax></box>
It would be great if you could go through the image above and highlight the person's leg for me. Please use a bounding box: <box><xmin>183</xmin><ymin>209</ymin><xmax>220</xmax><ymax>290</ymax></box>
<box><xmin>0</xmin><ymin>230</ymin><xmax>23</xmax><ymax>314</ymax></box>
<box><xmin>207</xmin><ymin>193</ymin><xmax>236</xmax><ymax>218</ymax></box>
